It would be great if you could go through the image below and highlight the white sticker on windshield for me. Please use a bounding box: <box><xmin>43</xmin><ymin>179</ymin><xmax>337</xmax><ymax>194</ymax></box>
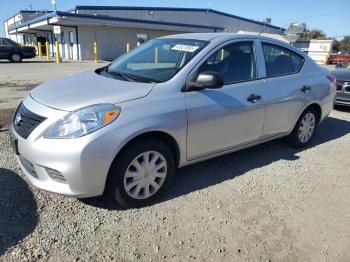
<box><xmin>171</xmin><ymin>44</ymin><xmax>200</xmax><ymax>53</ymax></box>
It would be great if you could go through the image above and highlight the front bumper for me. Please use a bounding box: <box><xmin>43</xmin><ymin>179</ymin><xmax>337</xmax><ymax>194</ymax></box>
<box><xmin>11</xmin><ymin>97</ymin><xmax>123</xmax><ymax>198</ymax></box>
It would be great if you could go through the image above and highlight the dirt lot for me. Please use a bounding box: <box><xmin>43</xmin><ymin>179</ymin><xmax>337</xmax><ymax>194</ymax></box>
<box><xmin>0</xmin><ymin>61</ymin><xmax>349</xmax><ymax>261</ymax></box>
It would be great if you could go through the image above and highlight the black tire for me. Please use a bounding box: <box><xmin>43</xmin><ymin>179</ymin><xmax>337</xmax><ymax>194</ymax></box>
<box><xmin>106</xmin><ymin>139</ymin><xmax>174</xmax><ymax>208</ymax></box>
<box><xmin>286</xmin><ymin>107</ymin><xmax>319</xmax><ymax>148</ymax></box>
<box><xmin>10</xmin><ymin>53</ymin><xmax>22</xmax><ymax>63</ymax></box>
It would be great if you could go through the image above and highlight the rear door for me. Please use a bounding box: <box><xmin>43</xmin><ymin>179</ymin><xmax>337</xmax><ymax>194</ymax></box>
<box><xmin>259</xmin><ymin>41</ymin><xmax>308</xmax><ymax>136</ymax></box>
<box><xmin>0</xmin><ymin>38</ymin><xmax>15</xmax><ymax>58</ymax></box>
<box><xmin>186</xmin><ymin>39</ymin><xmax>266</xmax><ymax>160</ymax></box>
<box><xmin>0</xmin><ymin>38</ymin><xmax>8</xmax><ymax>58</ymax></box>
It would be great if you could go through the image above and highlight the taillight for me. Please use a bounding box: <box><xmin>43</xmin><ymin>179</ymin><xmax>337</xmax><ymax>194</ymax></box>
<box><xmin>327</xmin><ymin>74</ymin><xmax>337</xmax><ymax>84</ymax></box>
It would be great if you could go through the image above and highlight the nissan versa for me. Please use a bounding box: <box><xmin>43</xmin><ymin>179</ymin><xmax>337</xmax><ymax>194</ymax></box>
<box><xmin>10</xmin><ymin>33</ymin><xmax>336</xmax><ymax>207</ymax></box>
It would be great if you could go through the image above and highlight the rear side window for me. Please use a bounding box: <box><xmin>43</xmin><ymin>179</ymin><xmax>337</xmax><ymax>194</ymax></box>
<box><xmin>197</xmin><ymin>41</ymin><xmax>257</xmax><ymax>84</ymax></box>
<box><xmin>2</xmin><ymin>38</ymin><xmax>13</xmax><ymax>46</ymax></box>
<box><xmin>262</xmin><ymin>43</ymin><xmax>304</xmax><ymax>77</ymax></box>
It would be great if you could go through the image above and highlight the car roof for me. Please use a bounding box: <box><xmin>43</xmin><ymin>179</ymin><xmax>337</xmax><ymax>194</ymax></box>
<box><xmin>159</xmin><ymin>32</ymin><xmax>285</xmax><ymax>42</ymax></box>
<box><xmin>159</xmin><ymin>32</ymin><xmax>255</xmax><ymax>41</ymax></box>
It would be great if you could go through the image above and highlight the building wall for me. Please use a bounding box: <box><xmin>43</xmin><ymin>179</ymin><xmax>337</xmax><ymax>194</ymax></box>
<box><xmin>57</xmin><ymin>27</ymin><xmax>79</xmax><ymax>60</ymax></box>
<box><xmin>78</xmin><ymin>25</ymin><xmax>183</xmax><ymax>60</ymax></box>
<box><xmin>76</xmin><ymin>8</ymin><xmax>282</xmax><ymax>34</ymax></box>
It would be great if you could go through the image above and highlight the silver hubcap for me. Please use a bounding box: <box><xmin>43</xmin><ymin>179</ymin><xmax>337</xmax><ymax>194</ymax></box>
<box><xmin>298</xmin><ymin>112</ymin><xmax>316</xmax><ymax>143</ymax></box>
<box><xmin>12</xmin><ymin>54</ymin><xmax>20</xmax><ymax>61</ymax></box>
<box><xmin>123</xmin><ymin>151</ymin><xmax>167</xmax><ymax>200</ymax></box>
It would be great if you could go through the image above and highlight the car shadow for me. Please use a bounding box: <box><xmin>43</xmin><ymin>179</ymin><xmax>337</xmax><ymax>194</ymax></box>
<box><xmin>334</xmin><ymin>105</ymin><xmax>350</xmax><ymax>113</ymax></box>
<box><xmin>0</xmin><ymin>60</ymin><xmax>54</xmax><ymax>64</ymax></box>
<box><xmin>81</xmin><ymin>116</ymin><xmax>350</xmax><ymax>210</ymax></box>
<box><xmin>0</xmin><ymin>168</ymin><xmax>38</xmax><ymax>255</ymax></box>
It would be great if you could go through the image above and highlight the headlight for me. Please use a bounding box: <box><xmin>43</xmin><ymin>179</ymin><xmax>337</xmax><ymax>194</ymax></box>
<box><xmin>45</xmin><ymin>104</ymin><xmax>121</xmax><ymax>139</ymax></box>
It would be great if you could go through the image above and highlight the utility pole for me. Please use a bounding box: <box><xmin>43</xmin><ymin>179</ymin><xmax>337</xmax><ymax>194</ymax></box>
<box><xmin>51</xmin><ymin>0</ymin><xmax>57</xmax><ymax>11</ymax></box>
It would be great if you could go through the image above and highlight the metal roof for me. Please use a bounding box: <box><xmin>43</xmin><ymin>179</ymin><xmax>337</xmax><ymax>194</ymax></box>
<box><xmin>74</xmin><ymin>5</ymin><xmax>284</xmax><ymax>30</ymax></box>
<box><xmin>6</xmin><ymin>5</ymin><xmax>285</xmax><ymax>34</ymax></box>
<box><xmin>7</xmin><ymin>11</ymin><xmax>224</xmax><ymax>32</ymax></box>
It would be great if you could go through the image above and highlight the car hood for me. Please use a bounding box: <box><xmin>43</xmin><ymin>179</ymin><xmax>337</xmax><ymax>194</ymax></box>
<box><xmin>331</xmin><ymin>69</ymin><xmax>350</xmax><ymax>81</ymax></box>
<box><xmin>30</xmin><ymin>71</ymin><xmax>155</xmax><ymax>111</ymax></box>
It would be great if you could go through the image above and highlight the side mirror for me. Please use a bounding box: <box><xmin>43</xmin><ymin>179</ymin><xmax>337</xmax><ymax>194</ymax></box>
<box><xmin>186</xmin><ymin>72</ymin><xmax>224</xmax><ymax>91</ymax></box>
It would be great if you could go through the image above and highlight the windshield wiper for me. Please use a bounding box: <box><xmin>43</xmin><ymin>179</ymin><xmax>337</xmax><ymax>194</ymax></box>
<box><xmin>120</xmin><ymin>72</ymin><xmax>158</xmax><ymax>83</ymax></box>
<box><xmin>105</xmin><ymin>67</ymin><xmax>157</xmax><ymax>83</ymax></box>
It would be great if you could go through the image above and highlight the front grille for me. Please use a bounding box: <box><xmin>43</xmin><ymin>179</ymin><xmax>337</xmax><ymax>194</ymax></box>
<box><xmin>13</xmin><ymin>103</ymin><xmax>46</xmax><ymax>139</ymax></box>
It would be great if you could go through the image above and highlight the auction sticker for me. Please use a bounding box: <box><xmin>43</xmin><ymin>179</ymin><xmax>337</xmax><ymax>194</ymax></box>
<box><xmin>171</xmin><ymin>44</ymin><xmax>200</xmax><ymax>52</ymax></box>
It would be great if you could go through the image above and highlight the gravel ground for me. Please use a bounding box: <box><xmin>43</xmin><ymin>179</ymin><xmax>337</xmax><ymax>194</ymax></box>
<box><xmin>0</xmin><ymin>107</ymin><xmax>349</xmax><ymax>261</ymax></box>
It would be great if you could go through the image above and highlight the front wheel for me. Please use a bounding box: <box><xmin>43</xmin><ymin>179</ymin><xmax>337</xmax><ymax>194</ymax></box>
<box><xmin>107</xmin><ymin>140</ymin><xmax>174</xmax><ymax>208</ymax></box>
<box><xmin>286</xmin><ymin>107</ymin><xmax>318</xmax><ymax>148</ymax></box>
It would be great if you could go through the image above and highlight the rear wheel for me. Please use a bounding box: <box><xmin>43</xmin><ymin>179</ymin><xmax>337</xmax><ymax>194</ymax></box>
<box><xmin>10</xmin><ymin>53</ymin><xmax>22</xmax><ymax>63</ymax></box>
<box><xmin>286</xmin><ymin>107</ymin><xmax>318</xmax><ymax>148</ymax></box>
<box><xmin>107</xmin><ymin>140</ymin><xmax>174</xmax><ymax>208</ymax></box>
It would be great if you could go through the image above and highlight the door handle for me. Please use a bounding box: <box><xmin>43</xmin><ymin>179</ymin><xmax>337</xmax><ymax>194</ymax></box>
<box><xmin>301</xmin><ymin>85</ymin><xmax>311</xmax><ymax>92</ymax></box>
<box><xmin>247</xmin><ymin>94</ymin><xmax>261</xmax><ymax>103</ymax></box>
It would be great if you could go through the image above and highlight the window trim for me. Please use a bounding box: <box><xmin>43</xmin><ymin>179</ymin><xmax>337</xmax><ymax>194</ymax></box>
<box><xmin>188</xmin><ymin>39</ymin><xmax>260</xmax><ymax>88</ymax></box>
<box><xmin>261</xmin><ymin>41</ymin><xmax>305</xmax><ymax>79</ymax></box>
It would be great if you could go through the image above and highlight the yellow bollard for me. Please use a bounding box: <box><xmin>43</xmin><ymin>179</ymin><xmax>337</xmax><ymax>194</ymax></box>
<box><xmin>38</xmin><ymin>42</ymin><xmax>42</xmax><ymax>60</ymax></box>
<box><xmin>46</xmin><ymin>41</ymin><xmax>50</xmax><ymax>61</ymax></box>
<box><xmin>126</xmin><ymin>43</ymin><xmax>131</xmax><ymax>53</ymax></box>
<box><xmin>155</xmin><ymin>47</ymin><xmax>158</xmax><ymax>64</ymax></box>
<box><xmin>93</xmin><ymin>42</ymin><xmax>98</xmax><ymax>63</ymax></box>
<box><xmin>220</xmin><ymin>49</ymin><xmax>224</xmax><ymax>61</ymax></box>
<box><xmin>55</xmin><ymin>41</ymin><xmax>61</xmax><ymax>63</ymax></box>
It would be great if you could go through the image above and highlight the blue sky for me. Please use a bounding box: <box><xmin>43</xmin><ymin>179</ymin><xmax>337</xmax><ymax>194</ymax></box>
<box><xmin>1</xmin><ymin>0</ymin><xmax>349</xmax><ymax>39</ymax></box>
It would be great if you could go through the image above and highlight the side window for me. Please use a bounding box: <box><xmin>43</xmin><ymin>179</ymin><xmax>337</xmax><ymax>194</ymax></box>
<box><xmin>197</xmin><ymin>41</ymin><xmax>257</xmax><ymax>84</ymax></box>
<box><xmin>0</xmin><ymin>38</ymin><xmax>3</xmax><ymax>46</ymax></box>
<box><xmin>262</xmin><ymin>43</ymin><xmax>304</xmax><ymax>77</ymax></box>
<box><xmin>2</xmin><ymin>38</ymin><xmax>15</xmax><ymax>46</ymax></box>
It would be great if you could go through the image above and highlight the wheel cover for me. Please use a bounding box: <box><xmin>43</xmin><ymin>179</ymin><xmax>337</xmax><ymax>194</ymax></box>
<box><xmin>123</xmin><ymin>151</ymin><xmax>167</xmax><ymax>200</ymax></box>
<box><xmin>298</xmin><ymin>112</ymin><xmax>316</xmax><ymax>143</ymax></box>
<box><xmin>12</xmin><ymin>54</ymin><xmax>20</xmax><ymax>61</ymax></box>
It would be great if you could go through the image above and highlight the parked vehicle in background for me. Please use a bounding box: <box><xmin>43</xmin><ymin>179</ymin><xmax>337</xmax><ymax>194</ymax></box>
<box><xmin>10</xmin><ymin>33</ymin><xmax>336</xmax><ymax>207</ymax></box>
<box><xmin>328</xmin><ymin>53</ymin><xmax>350</xmax><ymax>65</ymax></box>
<box><xmin>0</xmin><ymin>37</ymin><xmax>36</xmax><ymax>62</ymax></box>
<box><xmin>335</xmin><ymin>60</ymin><xmax>350</xmax><ymax>69</ymax></box>
<box><xmin>332</xmin><ymin>67</ymin><xmax>350</xmax><ymax>106</ymax></box>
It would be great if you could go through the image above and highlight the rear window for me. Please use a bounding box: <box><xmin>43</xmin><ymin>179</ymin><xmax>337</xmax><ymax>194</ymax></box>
<box><xmin>262</xmin><ymin>43</ymin><xmax>304</xmax><ymax>78</ymax></box>
<box><xmin>1</xmin><ymin>38</ymin><xmax>19</xmax><ymax>46</ymax></box>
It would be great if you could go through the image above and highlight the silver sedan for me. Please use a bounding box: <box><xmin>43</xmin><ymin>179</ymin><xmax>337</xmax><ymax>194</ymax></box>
<box><xmin>10</xmin><ymin>33</ymin><xmax>336</xmax><ymax>207</ymax></box>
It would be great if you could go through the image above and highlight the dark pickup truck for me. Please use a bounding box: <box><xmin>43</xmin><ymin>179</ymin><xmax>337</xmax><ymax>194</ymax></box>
<box><xmin>0</xmin><ymin>37</ymin><xmax>36</xmax><ymax>63</ymax></box>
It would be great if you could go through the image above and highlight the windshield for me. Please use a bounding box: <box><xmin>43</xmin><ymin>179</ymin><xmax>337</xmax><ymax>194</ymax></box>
<box><xmin>105</xmin><ymin>38</ymin><xmax>208</xmax><ymax>83</ymax></box>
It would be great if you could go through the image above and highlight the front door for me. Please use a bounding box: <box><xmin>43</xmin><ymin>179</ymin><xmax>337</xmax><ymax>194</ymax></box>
<box><xmin>186</xmin><ymin>40</ymin><xmax>266</xmax><ymax>160</ymax></box>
